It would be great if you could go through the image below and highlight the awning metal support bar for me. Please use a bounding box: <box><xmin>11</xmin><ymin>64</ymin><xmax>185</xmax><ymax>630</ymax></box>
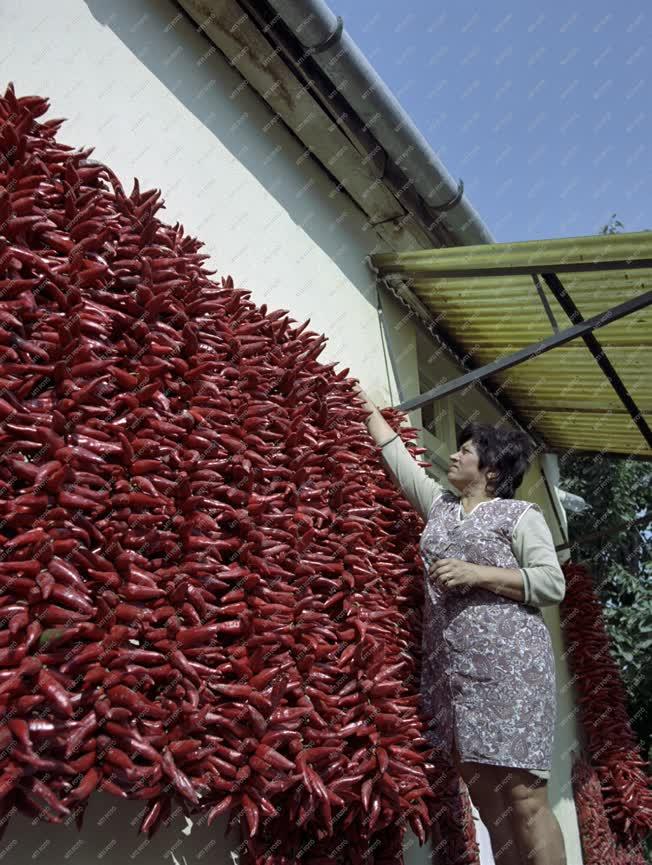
<box><xmin>394</xmin><ymin>290</ymin><xmax>652</xmax><ymax>415</ymax></box>
<box><xmin>377</xmin><ymin>274</ymin><xmax>548</xmax><ymax>450</ymax></box>
<box><xmin>540</xmin><ymin>271</ymin><xmax>652</xmax><ymax>451</ymax></box>
<box><xmin>531</xmin><ymin>273</ymin><xmax>560</xmax><ymax>333</ymax></box>
<box><xmin>375</xmin><ymin>283</ymin><xmax>405</xmax><ymax>405</ymax></box>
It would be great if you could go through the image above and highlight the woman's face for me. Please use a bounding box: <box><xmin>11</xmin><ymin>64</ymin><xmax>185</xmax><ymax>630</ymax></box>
<box><xmin>447</xmin><ymin>438</ymin><xmax>495</xmax><ymax>495</ymax></box>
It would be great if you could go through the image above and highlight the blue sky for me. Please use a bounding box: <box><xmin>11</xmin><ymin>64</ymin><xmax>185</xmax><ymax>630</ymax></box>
<box><xmin>339</xmin><ymin>1</ymin><xmax>650</xmax><ymax>243</ymax></box>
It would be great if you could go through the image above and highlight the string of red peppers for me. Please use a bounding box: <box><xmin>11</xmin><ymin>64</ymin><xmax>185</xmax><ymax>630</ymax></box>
<box><xmin>571</xmin><ymin>752</ymin><xmax>648</xmax><ymax>865</ymax></box>
<box><xmin>0</xmin><ymin>81</ymin><xmax>455</xmax><ymax>863</ymax></box>
<box><xmin>423</xmin><ymin>755</ymin><xmax>480</xmax><ymax>865</ymax></box>
<box><xmin>560</xmin><ymin>561</ymin><xmax>652</xmax><ymax>849</ymax></box>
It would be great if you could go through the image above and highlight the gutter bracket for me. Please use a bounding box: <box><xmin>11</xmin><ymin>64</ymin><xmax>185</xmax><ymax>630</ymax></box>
<box><xmin>304</xmin><ymin>14</ymin><xmax>344</xmax><ymax>55</ymax></box>
<box><xmin>421</xmin><ymin>177</ymin><xmax>465</xmax><ymax>216</ymax></box>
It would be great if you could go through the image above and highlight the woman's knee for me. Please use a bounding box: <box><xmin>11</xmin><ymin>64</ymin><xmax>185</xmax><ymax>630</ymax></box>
<box><xmin>494</xmin><ymin>767</ymin><xmax>550</xmax><ymax>829</ymax></box>
<box><xmin>509</xmin><ymin>780</ymin><xmax>549</xmax><ymax>823</ymax></box>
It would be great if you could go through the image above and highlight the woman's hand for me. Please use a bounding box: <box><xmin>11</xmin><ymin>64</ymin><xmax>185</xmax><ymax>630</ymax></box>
<box><xmin>351</xmin><ymin>383</ymin><xmax>398</xmax><ymax>446</ymax></box>
<box><xmin>352</xmin><ymin>382</ymin><xmax>377</xmax><ymax>418</ymax></box>
<box><xmin>428</xmin><ymin>558</ymin><xmax>483</xmax><ymax>591</ymax></box>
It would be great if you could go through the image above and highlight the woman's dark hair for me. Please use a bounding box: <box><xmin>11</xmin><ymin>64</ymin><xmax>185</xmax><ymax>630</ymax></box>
<box><xmin>457</xmin><ymin>422</ymin><xmax>535</xmax><ymax>499</ymax></box>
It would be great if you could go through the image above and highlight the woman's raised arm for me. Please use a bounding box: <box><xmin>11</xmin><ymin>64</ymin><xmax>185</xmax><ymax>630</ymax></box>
<box><xmin>355</xmin><ymin>384</ymin><xmax>445</xmax><ymax>522</ymax></box>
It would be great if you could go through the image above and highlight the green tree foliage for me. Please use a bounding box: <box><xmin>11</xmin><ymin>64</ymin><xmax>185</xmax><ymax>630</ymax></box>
<box><xmin>558</xmin><ymin>214</ymin><xmax>652</xmax><ymax>769</ymax></box>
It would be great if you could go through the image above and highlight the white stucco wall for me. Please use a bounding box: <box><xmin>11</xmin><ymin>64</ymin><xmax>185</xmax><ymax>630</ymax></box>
<box><xmin>0</xmin><ymin>1</ymin><xmax>582</xmax><ymax>863</ymax></box>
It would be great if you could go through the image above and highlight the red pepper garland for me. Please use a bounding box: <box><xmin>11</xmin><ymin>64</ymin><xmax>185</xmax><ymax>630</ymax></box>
<box><xmin>0</xmin><ymin>81</ymin><xmax>463</xmax><ymax>863</ymax></box>
<box><xmin>572</xmin><ymin>753</ymin><xmax>648</xmax><ymax>865</ymax></box>
<box><xmin>560</xmin><ymin>561</ymin><xmax>652</xmax><ymax>860</ymax></box>
<box><xmin>424</xmin><ymin>755</ymin><xmax>480</xmax><ymax>865</ymax></box>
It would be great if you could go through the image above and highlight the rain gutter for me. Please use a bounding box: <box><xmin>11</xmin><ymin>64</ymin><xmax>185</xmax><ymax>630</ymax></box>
<box><xmin>264</xmin><ymin>0</ymin><xmax>496</xmax><ymax>248</ymax></box>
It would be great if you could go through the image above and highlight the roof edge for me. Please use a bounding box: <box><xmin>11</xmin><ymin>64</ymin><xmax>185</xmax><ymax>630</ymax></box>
<box><xmin>263</xmin><ymin>0</ymin><xmax>495</xmax><ymax>248</ymax></box>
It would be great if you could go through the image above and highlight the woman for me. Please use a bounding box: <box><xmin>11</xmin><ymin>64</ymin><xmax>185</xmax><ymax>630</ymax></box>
<box><xmin>355</xmin><ymin>386</ymin><xmax>567</xmax><ymax>865</ymax></box>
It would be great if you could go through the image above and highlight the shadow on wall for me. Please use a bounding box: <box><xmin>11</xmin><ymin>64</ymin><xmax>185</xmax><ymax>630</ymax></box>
<box><xmin>2</xmin><ymin>791</ymin><xmax>241</xmax><ymax>864</ymax></box>
<box><xmin>82</xmin><ymin>0</ymin><xmax>380</xmax><ymax>313</ymax></box>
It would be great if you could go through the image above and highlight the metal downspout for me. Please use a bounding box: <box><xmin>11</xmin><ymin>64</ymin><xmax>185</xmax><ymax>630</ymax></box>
<box><xmin>265</xmin><ymin>0</ymin><xmax>495</xmax><ymax>247</ymax></box>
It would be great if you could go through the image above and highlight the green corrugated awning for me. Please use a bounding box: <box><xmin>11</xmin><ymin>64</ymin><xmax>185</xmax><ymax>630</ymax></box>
<box><xmin>366</xmin><ymin>230</ymin><xmax>652</xmax><ymax>460</ymax></box>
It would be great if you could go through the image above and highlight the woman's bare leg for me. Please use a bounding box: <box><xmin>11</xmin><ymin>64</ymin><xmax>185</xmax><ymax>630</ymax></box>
<box><xmin>459</xmin><ymin>761</ymin><xmax>566</xmax><ymax>864</ymax></box>
<box><xmin>460</xmin><ymin>762</ymin><xmax>521</xmax><ymax>865</ymax></box>
<box><xmin>508</xmin><ymin>776</ymin><xmax>566</xmax><ymax>865</ymax></box>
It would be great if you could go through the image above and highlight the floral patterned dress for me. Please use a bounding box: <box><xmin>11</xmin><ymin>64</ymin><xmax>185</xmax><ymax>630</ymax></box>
<box><xmin>419</xmin><ymin>489</ymin><xmax>557</xmax><ymax>779</ymax></box>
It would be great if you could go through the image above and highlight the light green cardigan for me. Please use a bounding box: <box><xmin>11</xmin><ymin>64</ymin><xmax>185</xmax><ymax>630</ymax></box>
<box><xmin>379</xmin><ymin>435</ymin><xmax>566</xmax><ymax>608</ymax></box>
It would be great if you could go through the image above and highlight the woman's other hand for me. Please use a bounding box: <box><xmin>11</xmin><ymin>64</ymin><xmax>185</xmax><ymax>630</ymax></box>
<box><xmin>429</xmin><ymin>558</ymin><xmax>482</xmax><ymax>591</ymax></box>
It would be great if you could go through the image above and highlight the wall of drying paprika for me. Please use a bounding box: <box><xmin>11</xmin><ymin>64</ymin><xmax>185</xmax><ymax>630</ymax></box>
<box><xmin>1</xmin><ymin>77</ymin><xmax>437</xmax><ymax>864</ymax></box>
<box><xmin>0</xmin><ymin>1</ymin><xmax>587</xmax><ymax>863</ymax></box>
